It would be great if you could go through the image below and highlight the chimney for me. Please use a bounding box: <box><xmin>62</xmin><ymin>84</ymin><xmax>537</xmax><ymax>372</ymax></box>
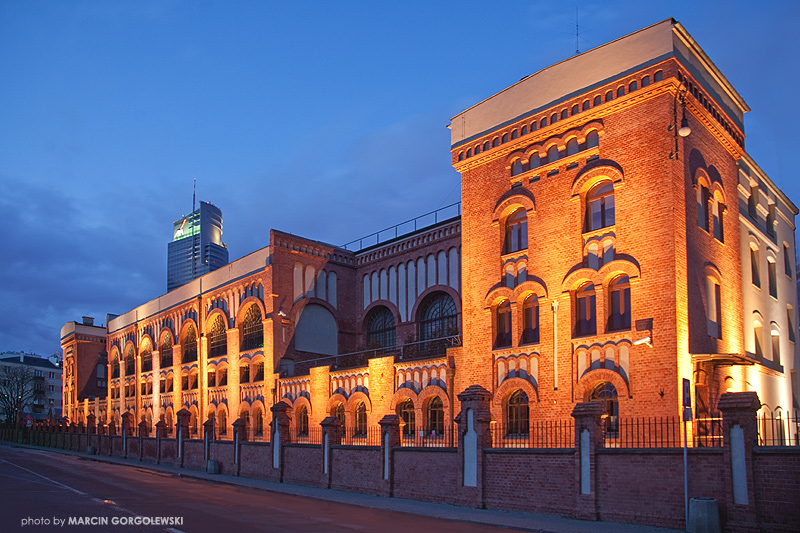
<box><xmin>82</xmin><ymin>316</ymin><xmax>95</xmax><ymax>326</ymax></box>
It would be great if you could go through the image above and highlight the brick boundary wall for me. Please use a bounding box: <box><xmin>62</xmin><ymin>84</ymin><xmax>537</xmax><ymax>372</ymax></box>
<box><xmin>3</xmin><ymin>391</ymin><xmax>799</xmax><ymax>531</ymax></box>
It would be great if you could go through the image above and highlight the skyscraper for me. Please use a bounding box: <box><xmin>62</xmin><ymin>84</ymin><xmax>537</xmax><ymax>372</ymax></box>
<box><xmin>167</xmin><ymin>201</ymin><xmax>228</xmax><ymax>291</ymax></box>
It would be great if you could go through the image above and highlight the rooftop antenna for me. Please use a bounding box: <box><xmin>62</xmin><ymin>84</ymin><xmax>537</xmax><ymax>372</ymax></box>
<box><xmin>575</xmin><ymin>8</ymin><xmax>580</xmax><ymax>55</ymax></box>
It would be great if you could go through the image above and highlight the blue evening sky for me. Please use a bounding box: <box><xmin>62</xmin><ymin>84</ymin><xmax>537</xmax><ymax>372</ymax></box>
<box><xmin>1</xmin><ymin>1</ymin><xmax>798</xmax><ymax>356</ymax></box>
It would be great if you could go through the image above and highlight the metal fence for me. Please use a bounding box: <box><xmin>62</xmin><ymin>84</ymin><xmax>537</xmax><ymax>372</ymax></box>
<box><xmin>757</xmin><ymin>410</ymin><xmax>800</xmax><ymax>446</ymax></box>
<box><xmin>400</xmin><ymin>428</ymin><xmax>455</xmax><ymax>448</ymax></box>
<box><xmin>602</xmin><ymin>416</ymin><xmax>682</xmax><ymax>448</ymax></box>
<box><xmin>490</xmin><ymin>420</ymin><xmax>575</xmax><ymax>449</ymax></box>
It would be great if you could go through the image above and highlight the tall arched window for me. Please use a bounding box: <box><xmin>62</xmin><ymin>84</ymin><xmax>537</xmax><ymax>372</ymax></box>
<box><xmin>125</xmin><ymin>347</ymin><xmax>135</xmax><ymax>376</ymax></box>
<box><xmin>505</xmin><ymin>389</ymin><xmax>529</xmax><ymax>435</ymax></box>
<box><xmin>521</xmin><ymin>295</ymin><xmax>539</xmax><ymax>344</ymax></box>
<box><xmin>511</xmin><ymin>159</ymin><xmax>524</xmax><ymax>176</ymax></box>
<box><xmin>140</xmin><ymin>342</ymin><xmax>152</xmax><ymax>372</ymax></box>
<box><xmin>333</xmin><ymin>403</ymin><xmax>345</xmax><ymax>427</ymax></box>
<box><xmin>160</xmin><ymin>333</ymin><xmax>173</xmax><ymax>368</ymax></box>
<box><xmin>398</xmin><ymin>399</ymin><xmax>415</xmax><ymax>437</ymax></box>
<box><xmin>297</xmin><ymin>405</ymin><xmax>309</xmax><ymax>437</ymax></box>
<box><xmin>586</xmin><ymin>131</ymin><xmax>599</xmax><ymax>148</ymax></box>
<box><xmin>218</xmin><ymin>409</ymin><xmax>227</xmax><ymax>436</ymax></box>
<box><xmin>240</xmin><ymin>305</ymin><xmax>264</xmax><ymax>351</ymax></box>
<box><xmin>585</xmin><ymin>182</ymin><xmax>615</xmax><ymax>232</ymax></box>
<box><xmin>183</xmin><ymin>324</ymin><xmax>197</xmax><ymax>363</ymax></box>
<box><xmin>575</xmin><ymin>282</ymin><xmax>597</xmax><ymax>336</ymax></box>
<box><xmin>208</xmin><ymin>315</ymin><xmax>227</xmax><ymax>358</ymax></box>
<box><xmin>365</xmin><ymin>306</ymin><xmax>396</xmax><ymax>349</ymax></box>
<box><xmin>566</xmin><ymin>138</ymin><xmax>579</xmax><ymax>156</ymax></box>
<box><xmin>111</xmin><ymin>354</ymin><xmax>120</xmax><ymax>379</ymax></box>
<box><xmin>590</xmin><ymin>382</ymin><xmax>619</xmax><ymax>435</ymax></box>
<box><xmin>353</xmin><ymin>402</ymin><xmax>367</xmax><ymax>436</ymax></box>
<box><xmin>254</xmin><ymin>407</ymin><xmax>263</xmax><ymax>436</ymax></box>
<box><xmin>426</xmin><ymin>396</ymin><xmax>444</xmax><ymax>436</ymax></box>
<box><xmin>418</xmin><ymin>292</ymin><xmax>459</xmax><ymax>342</ymax></box>
<box><xmin>504</xmin><ymin>208</ymin><xmax>528</xmax><ymax>254</ymax></box>
<box><xmin>608</xmin><ymin>275</ymin><xmax>631</xmax><ymax>331</ymax></box>
<box><xmin>496</xmin><ymin>300</ymin><xmax>512</xmax><ymax>348</ymax></box>
<box><xmin>697</xmin><ymin>184</ymin><xmax>711</xmax><ymax>232</ymax></box>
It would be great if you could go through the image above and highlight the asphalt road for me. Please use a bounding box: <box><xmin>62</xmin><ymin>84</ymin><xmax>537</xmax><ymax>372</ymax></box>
<box><xmin>0</xmin><ymin>445</ymin><xmax>512</xmax><ymax>532</ymax></box>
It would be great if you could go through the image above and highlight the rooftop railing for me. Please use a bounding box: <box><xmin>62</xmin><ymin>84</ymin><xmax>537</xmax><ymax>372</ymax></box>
<box><xmin>341</xmin><ymin>202</ymin><xmax>461</xmax><ymax>252</ymax></box>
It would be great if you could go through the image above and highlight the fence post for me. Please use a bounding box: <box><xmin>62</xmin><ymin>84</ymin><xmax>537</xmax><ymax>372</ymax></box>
<box><xmin>176</xmin><ymin>408</ymin><xmax>190</xmax><ymax>466</ymax></box>
<box><xmin>203</xmin><ymin>414</ymin><xmax>215</xmax><ymax>462</ymax></box>
<box><xmin>270</xmin><ymin>401</ymin><xmax>292</xmax><ymax>481</ymax></box>
<box><xmin>320</xmin><ymin>416</ymin><xmax>342</xmax><ymax>488</ymax></box>
<box><xmin>121</xmin><ymin>412</ymin><xmax>134</xmax><ymax>459</ymax></box>
<box><xmin>155</xmin><ymin>420</ymin><xmax>167</xmax><ymax>464</ymax></box>
<box><xmin>379</xmin><ymin>415</ymin><xmax>401</xmax><ymax>496</ymax></box>
<box><xmin>571</xmin><ymin>401</ymin><xmax>604</xmax><ymax>521</ymax></box>
<box><xmin>232</xmin><ymin>417</ymin><xmax>248</xmax><ymax>475</ymax></box>
<box><xmin>718</xmin><ymin>391</ymin><xmax>760</xmax><ymax>531</ymax></box>
<box><xmin>454</xmin><ymin>385</ymin><xmax>492</xmax><ymax>508</ymax></box>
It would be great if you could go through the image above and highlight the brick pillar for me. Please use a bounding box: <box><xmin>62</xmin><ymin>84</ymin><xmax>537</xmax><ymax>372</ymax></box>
<box><xmin>176</xmin><ymin>408</ymin><xmax>191</xmax><ymax>463</ymax></box>
<box><xmin>320</xmin><ymin>416</ymin><xmax>342</xmax><ymax>488</ymax></box>
<box><xmin>121</xmin><ymin>412</ymin><xmax>134</xmax><ymax>437</ymax></box>
<box><xmin>155</xmin><ymin>420</ymin><xmax>167</xmax><ymax>464</ymax></box>
<box><xmin>270</xmin><ymin>401</ymin><xmax>292</xmax><ymax>479</ymax></box>
<box><xmin>233</xmin><ymin>417</ymin><xmax>248</xmax><ymax>474</ymax></box>
<box><xmin>379</xmin><ymin>414</ymin><xmax>401</xmax><ymax>496</ymax></box>
<box><xmin>718</xmin><ymin>391</ymin><xmax>760</xmax><ymax>532</ymax></box>
<box><xmin>86</xmin><ymin>413</ymin><xmax>96</xmax><ymax>434</ymax></box>
<box><xmin>107</xmin><ymin>420</ymin><xmax>116</xmax><ymax>436</ymax></box>
<box><xmin>455</xmin><ymin>385</ymin><xmax>492</xmax><ymax>508</ymax></box>
<box><xmin>138</xmin><ymin>418</ymin><xmax>148</xmax><ymax>437</ymax></box>
<box><xmin>203</xmin><ymin>414</ymin><xmax>215</xmax><ymax>461</ymax></box>
<box><xmin>571</xmin><ymin>401</ymin><xmax>604</xmax><ymax>521</ymax></box>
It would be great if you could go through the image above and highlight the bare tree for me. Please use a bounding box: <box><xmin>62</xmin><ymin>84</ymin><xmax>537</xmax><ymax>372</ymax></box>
<box><xmin>0</xmin><ymin>366</ymin><xmax>39</xmax><ymax>427</ymax></box>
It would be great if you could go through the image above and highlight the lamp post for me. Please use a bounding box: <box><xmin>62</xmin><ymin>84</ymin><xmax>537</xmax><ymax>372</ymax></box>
<box><xmin>669</xmin><ymin>82</ymin><xmax>692</xmax><ymax>159</ymax></box>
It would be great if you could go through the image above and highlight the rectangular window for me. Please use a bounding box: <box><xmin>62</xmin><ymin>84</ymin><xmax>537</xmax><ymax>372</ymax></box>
<box><xmin>784</xmin><ymin>244</ymin><xmax>793</xmax><ymax>277</ymax></box>
<box><xmin>712</xmin><ymin>199</ymin><xmax>723</xmax><ymax>242</ymax></box>
<box><xmin>96</xmin><ymin>364</ymin><xmax>106</xmax><ymax>378</ymax></box>
<box><xmin>698</xmin><ymin>186</ymin><xmax>710</xmax><ymax>231</ymax></box>
<box><xmin>751</xmin><ymin>248</ymin><xmax>761</xmax><ymax>288</ymax></box>
<box><xmin>748</xmin><ymin>185</ymin><xmax>758</xmax><ymax>219</ymax></box>
<box><xmin>768</xmin><ymin>260</ymin><xmax>777</xmax><ymax>298</ymax></box>
<box><xmin>754</xmin><ymin>325</ymin><xmax>763</xmax><ymax>358</ymax></box>
<box><xmin>218</xmin><ymin>369</ymin><xmax>227</xmax><ymax>387</ymax></box>
<box><xmin>240</xmin><ymin>365</ymin><xmax>250</xmax><ymax>384</ymax></box>
<box><xmin>521</xmin><ymin>303</ymin><xmax>539</xmax><ymax>344</ymax></box>
<box><xmin>788</xmin><ymin>307</ymin><xmax>797</xmax><ymax>343</ymax></box>
<box><xmin>254</xmin><ymin>362</ymin><xmax>264</xmax><ymax>382</ymax></box>
<box><xmin>706</xmin><ymin>278</ymin><xmax>721</xmax><ymax>338</ymax></box>
<box><xmin>181</xmin><ymin>375</ymin><xmax>189</xmax><ymax>390</ymax></box>
<box><xmin>207</xmin><ymin>371</ymin><xmax>215</xmax><ymax>388</ymax></box>
<box><xmin>771</xmin><ymin>332</ymin><xmax>781</xmax><ymax>366</ymax></box>
<box><xmin>767</xmin><ymin>204</ymin><xmax>776</xmax><ymax>238</ymax></box>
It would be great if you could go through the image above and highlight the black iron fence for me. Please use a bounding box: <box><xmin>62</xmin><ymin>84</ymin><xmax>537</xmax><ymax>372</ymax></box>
<box><xmin>400</xmin><ymin>427</ymin><xmax>455</xmax><ymax>447</ymax></box>
<box><xmin>490</xmin><ymin>420</ymin><xmax>575</xmax><ymax>449</ymax></box>
<box><xmin>757</xmin><ymin>410</ymin><xmax>800</xmax><ymax>446</ymax></box>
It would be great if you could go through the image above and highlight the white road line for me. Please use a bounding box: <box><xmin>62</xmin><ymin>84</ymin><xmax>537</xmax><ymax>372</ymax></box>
<box><xmin>0</xmin><ymin>459</ymin><xmax>86</xmax><ymax>495</ymax></box>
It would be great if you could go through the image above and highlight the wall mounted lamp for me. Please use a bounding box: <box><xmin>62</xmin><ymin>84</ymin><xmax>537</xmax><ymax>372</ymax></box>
<box><xmin>668</xmin><ymin>82</ymin><xmax>691</xmax><ymax>159</ymax></box>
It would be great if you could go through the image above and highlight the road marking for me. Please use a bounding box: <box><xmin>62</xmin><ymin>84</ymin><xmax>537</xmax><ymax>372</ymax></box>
<box><xmin>0</xmin><ymin>459</ymin><xmax>86</xmax><ymax>495</ymax></box>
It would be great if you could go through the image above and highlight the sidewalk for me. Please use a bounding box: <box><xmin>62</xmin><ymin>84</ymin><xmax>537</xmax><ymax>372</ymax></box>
<box><xmin>2</xmin><ymin>441</ymin><xmax>683</xmax><ymax>533</ymax></box>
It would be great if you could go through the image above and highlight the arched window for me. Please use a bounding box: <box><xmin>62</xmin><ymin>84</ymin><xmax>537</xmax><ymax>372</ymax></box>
<box><xmin>492</xmin><ymin>137</ymin><xmax>499</xmax><ymax>148</ymax></box>
<box><xmin>501</xmin><ymin>133</ymin><xmax>508</xmax><ymax>143</ymax></box>
<box><xmin>605</xmin><ymin>90</ymin><xmax>613</xmax><ymax>102</ymax></box>
<box><xmin>218</xmin><ymin>409</ymin><xmax>227</xmax><ymax>436</ymax></box>
<box><xmin>353</xmin><ymin>402</ymin><xmax>367</xmax><ymax>436</ymax></box>
<box><xmin>589</xmin><ymin>382</ymin><xmax>618</xmax><ymax>435</ymax></box>
<box><xmin>254</xmin><ymin>407</ymin><xmax>263</xmax><ymax>436</ymax></box>
<box><xmin>365</xmin><ymin>306</ymin><xmax>396</xmax><ymax>349</ymax></box>
<box><xmin>208</xmin><ymin>315</ymin><xmax>227</xmax><ymax>358</ymax></box>
<box><xmin>754</xmin><ymin>322</ymin><xmax>764</xmax><ymax>358</ymax></box>
<box><xmin>575</xmin><ymin>282</ymin><xmax>597</xmax><ymax>336</ymax></box>
<box><xmin>426</xmin><ymin>396</ymin><xmax>444</xmax><ymax>436</ymax></box>
<box><xmin>706</xmin><ymin>277</ymin><xmax>721</xmax><ymax>338</ymax></box>
<box><xmin>333</xmin><ymin>403</ymin><xmax>345</xmax><ymax>427</ymax></box>
<box><xmin>540</xmin><ymin>117</ymin><xmax>547</xmax><ymax>128</ymax></box>
<box><xmin>239</xmin><ymin>362</ymin><xmax>250</xmax><ymax>384</ymax></box>
<box><xmin>504</xmin><ymin>208</ymin><xmax>528</xmax><ymax>254</ymax></box>
<box><xmin>641</xmin><ymin>75</ymin><xmax>650</xmax><ymax>87</ymax></box>
<box><xmin>608</xmin><ymin>275</ymin><xmax>631</xmax><ymax>331</ymax></box>
<box><xmin>593</xmin><ymin>95</ymin><xmax>601</xmax><ymax>106</ymax></box>
<box><xmin>561</xmin><ymin>109</ymin><xmax>568</xmax><ymax>119</ymax></box>
<box><xmin>297</xmin><ymin>405</ymin><xmax>309</xmax><ymax>437</ymax></box>
<box><xmin>111</xmin><ymin>354</ymin><xmax>120</xmax><ymax>379</ymax></box>
<box><xmin>629</xmin><ymin>80</ymin><xmax>638</xmax><ymax>92</ymax></box>
<box><xmin>496</xmin><ymin>300</ymin><xmax>512</xmax><ymax>348</ymax></box>
<box><xmin>510</xmin><ymin>159</ymin><xmax>524</xmax><ymax>176</ymax></box>
<box><xmin>566</xmin><ymin>138</ymin><xmax>579</xmax><ymax>156</ymax></box>
<box><xmin>240</xmin><ymin>305</ymin><xmax>264</xmax><ymax>351</ymax></box>
<box><xmin>506</xmin><ymin>389</ymin><xmax>529</xmax><ymax>435</ymax></box>
<box><xmin>697</xmin><ymin>184</ymin><xmax>711</xmax><ymax>232</ymax></box>
<box><xmin>418</xmin><ymin>292</ymin><xmax>459</xmax><ymax>342</ymax></box>
<box><xmin>572</xmin><ymin>104</ymin><xmax>580</xmax><ymax>115</ymax></box>
<box><xmin>546</xmin><ymin>145</ymin><xmax>559</xmax><ymax>163</ymax></box>
<box><xmin>585</xmin><ymin>181</ymin><xmax>615</xmax><ymax>232</ymax></box>
<box><xmin>183</xmin><ymin>324</ymin><xmax>197</xmax><ymax>363</ymax></box>
<box><xmin>207</xmin><ymin>369</ymin><xmax>216</xmax><ymax>387</ymax></box>
<box><xmin>190</xmin><ymin>410</ymin><xmax>198</xmax><ymax>436</ymax></box>
<box><xmin>521</xmin><ymin>295</ymin><xmax>539</xmax><ymax>344</ymax></box>
<box><xmin>550</xmin><ymin>113</ymin><xmax>558</xmax><ymax>124</ymax></box>
<box><xmin>586</xmin><ymin>131</ymin><xmax>599</xmax><ymax>149</ymax></box>
<box><xmin>582</xmin><ymin>100</ymin><xmax>590</xmax><ymax>111</ymax></box>
<box><xmin>616</xmin><ymin>86</ymin><xmax>625</xmax><ymax>97</ymax></box>
<box><xmin>189</xmin><ymin>370</ymin><xmax>198</xmax><ymax>390</ymax></box>
<box><xmin>398</xmin><ymin>399</ymin><xmax>415</xmax><ymax>437</ymax></box>
<box><xmin>125</xmin><ymin>347</ymin><xmax>135</xmax><ymax>376</ymax></box>
<box><xmin>160</xmin><ymin>334</ymin><xmax>173</xmax><ymax>368</ymax></box>
<box><xmin>140</xmin><ymin>342</ymin><xmax>152</xmax><ymax>372</ymax></box>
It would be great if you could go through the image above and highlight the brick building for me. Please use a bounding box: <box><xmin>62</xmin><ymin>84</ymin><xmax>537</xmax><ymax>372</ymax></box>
<box><xmin>71</xmin><ymin>19</ymin><xmax>797</xmax><ymax>444</ymax></box>
<box><xmin>0</xmin><ymin>352</ymin><xmax>62</xmax><ymax>422</ymax></box>
<box><xmin>60</xmin><ymin>317</ymin><xmax>107</xmax><ymax>424</ymax></box>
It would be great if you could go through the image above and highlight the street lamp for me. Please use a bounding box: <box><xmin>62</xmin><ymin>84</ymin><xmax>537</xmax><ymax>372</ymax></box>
<box><xmin>669</xmin><ymin>82</ymin><xmax>691</xmax><ymax>159</ymax></box>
